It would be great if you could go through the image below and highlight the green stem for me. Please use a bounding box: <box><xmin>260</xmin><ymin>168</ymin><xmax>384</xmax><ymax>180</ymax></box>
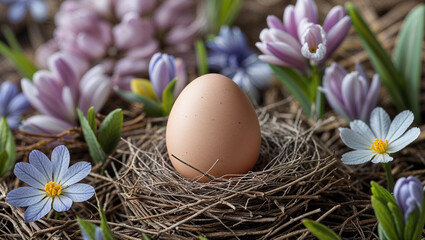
<box><xmin>311</xmin><ymin>65</ymin><xmax>323</xmax><ymax>119</ymax></box>
<box><xmin>381</xmin><ymin>162</ymin><xmax>395</xmax><ymax>192</ymax></box>
<box><xmin>55</xmin><ymin>211</ymin><xmax>60</xmax><ymax>219</ymax></box>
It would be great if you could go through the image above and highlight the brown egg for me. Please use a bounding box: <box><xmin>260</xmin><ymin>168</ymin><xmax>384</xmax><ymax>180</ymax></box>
<box><xmin>166</xmin><ymin>74</ymin><xmax>261</xmax><ymax>182</ymax></box>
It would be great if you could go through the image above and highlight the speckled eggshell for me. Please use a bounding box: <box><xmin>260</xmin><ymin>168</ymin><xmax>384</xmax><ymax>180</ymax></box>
<box><xmin>166</xmin><ymin>73</ymin><xmax>261</xmax><ymax>182</ymax></box>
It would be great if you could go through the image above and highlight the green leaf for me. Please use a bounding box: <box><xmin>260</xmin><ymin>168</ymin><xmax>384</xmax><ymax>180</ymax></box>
<box><xmin>98</xmin><ymin>109</ymin><xmax>123</xmax><ymax>155</ymax></box>
<box><xmin>77</xmin><ymin>109</ymin><xmax>107</xmax><ymax>163</ymax></box>
<box><xmin>87</xmin><ymin>107</ymin><xmax>97</xmax><ymax>134</ymax></box>
<box><xmin>114</xmin><ymin>87</ymin><xmax>164</xmax><ymax>117</ymax></box>
<box><xmin>0</xmin><ymin>27</ymin><xmax>38</xmax><ymax>79</ymax></box>
<box><xmin>199</xmin><ymin>237</ymin><xmax>208</xmax><ymax>240</ymax></box>
<box><xmin>378</xmin><ymin>223</ymin><xmax>390</xmax><ymax>240</ymax></box>
<box><xmin>77</xmin><ymin>217</ymin><xmax>98</xmax><ymax>240</ymax></box>
<box><xmin>0</xmin><ymin>117</ymin><xmax>15</xmax><ymax>177</ymax></box>
<box><xmin>371</xmin><ymin>181</ymin><xmax>396</xmax><ymax>205</ymax></box>
<box><xmin>98</xmin><ymin>204</ymin><xmax>114</xmax><ymax>240</ymax></box>
<box><xmin>412</xmin><ymin>195</ymin><xmax>425</xmax><ymax>240</ymax></box>
<box><xmin>371</xmin><ymin>196</ymin><xmax>399</xmax><ymax>240</ymax></box>
<box><xmin>142</xmin><ymin>233</ymin><xmax>152</xmax><ymax>240</ymax></box>
<box><xmin>303</xmin><ymin>219</ymin><xmax>341</xmax><ymax>240</ymax></box>
<box><xmin>0</xmin><ymin>150</ymin><xmax>9</xmax><ymax>177</ymax></box>
<box><xmin>162</xmin><ymin>79</ymin><xmax>177</xmax><ymax>115</ymax></box>
<box><xmin>404</xmin><ymin>206</ymin><xmax>419</xmax><ymax>240</ymax></box>
<box><xmin>269</xmin><ymin>64</ymin><xmax>313</xmax><ymax>118</ymax></box>
<box><xmin>388</xmin><ymin>202</ymin><xmax>404</xmax><ymax>239</ymax></box>
<box><xmin>218</xmin><ymin>0</ymin><xmax>242</xmax><ymax>29</ymax></box>
<box><xmin>196</xmin><ymin>39</ymin><xmax>209</xmax><ymax>76</ymax></box>
<box><xmin>393</xmin><ymin>4</ymin><xmax>424</xmax><ymax>122</ymax></box>
<box><xmin>346</xmin><ymin>3</ymin><xmax>406</xmax><ymax>112</ymax></box>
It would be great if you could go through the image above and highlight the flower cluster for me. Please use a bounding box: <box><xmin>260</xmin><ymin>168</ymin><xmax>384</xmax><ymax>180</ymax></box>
<box><xmin>36</xmin><ymin>0</ymin><xmax>202</xmax><ymax>89</ymax></box>
<box><xmin>257</xmin><ymin>0</ymin><xmax>351</xmax><ymax>73</ymax></box>
<box><xmin>207</xmin><ymin>26</ymin><xmax>272</xmax><ymax>101</ymax></box>
<box><xmin>320</xmin><ymin>62</ymin><xmax>380</xmax><ymax>122</ymax></box>
<box><xmin>21</xmin><ymin>52</ymin><xmax>111</xmax><ymax>135</ymax></box>
<box><xmin>7</xmin><ymin>145</ymin><xmax>94</xmax><ymax>222</ymax></box>
<box><xmin>0</xmin><ymin>81</ymin><xmax>30</xmax><ymax>129</ymax></box>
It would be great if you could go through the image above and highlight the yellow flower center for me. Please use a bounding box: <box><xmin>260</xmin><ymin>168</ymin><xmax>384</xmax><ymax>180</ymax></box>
<box><xmin>45</xmin><ymin>181</ymin><xmax>62</xmax><ymax>197</ymax></box>
<box><xmin>309</xmin><ymin>47</ymin><xmax>317</xmax><ymax>53</ymax></box>
<box><xmin>370</xmin><ymin>139</ymin><xmax>389</xmax><ymax>154</ymax></box>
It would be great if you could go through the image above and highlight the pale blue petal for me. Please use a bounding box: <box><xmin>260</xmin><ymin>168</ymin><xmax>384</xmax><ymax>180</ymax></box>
<box><xmin>387</xmin><ymin>128</ymin><xmax>420</xmax><ymax>153</ymax></box>
<box><xmin>371</xmin><ymin>154</ymin><xmax>393</xmax><ymax>164</ymax></box>
<box><xmin>7</xmin><ymin>187</ymin><xmax>46</xmax><ymax>207</ymax></box>
<box><xmin>369</xmin><ymin>107</ymin><xmax>391</xmax><ymax>139</ymax></box>
<box><xmin>385</xmin><ymin>110</ymin><xmax>414</xmax><ymax>142</ymax></box>
<box><xmin>51</xmin><ymin>145</ymin><xmax>70</xmax><ymax>183</ymax></box>
<box><xmin>62</xmin><ymin>184</ymin><xmax>94</xmax><ymax>202</ymax></box>
<box><xmin>29</xmin><ymin>150</ymin><xmax>52</xmax><ymax>182</ymax></box>
<box><xmin>24</xmin><ymin>197</ymin><xmax>52</xmax><ymax>222</ymax></box>
<box><xmin>14</xmin><ymin>162</ymin><xmax>46</xmax><ymax>189</ymax></box>
<box><xmin>61</xmin><ymin>162</ymin><xmax>91</xmax><ymax>187</ymax></box>
<box><xmin>8</xmin><ymin>2</ymin><xmax>27</xmax><ymax>23</ymax></box>
<box><xmin>52</xmin><ymin>195</ymin><xmax>72</xmax><ymax>212</ymax></box>
<box><xmin>0</xmin><ymin>81</ymin><xmax>18</xmax><ymax>113</ymax></box>
<box><xmin>7</xmin><ymin>93</ymin><xmax>30</xmax><ymax>116</ymax></box>
<box><xmin>29</xmin><ymin>0</ymin><xmax>48</xmax><ymax>22</ymax></box>
<box><xmin>6</xmin><ymin>115</ymin><xmax>20</xmax><ymax>129</ymax></box>
<box><xmin>341</xmin><ymin>150</ymin><xmax>374</xmax><ymax>165</ymax></box>
<box><xmin>350</xmin><ymin>120</ymin><xmax>376</xmax><ymax>140</ymax></box>
<box><xmin>339</xmin><ymin>128</ymin><xmax>371</xmax><ymax>150</ymax></box>
<box><xmin>95</xmin><ymin>228</ymin><xmax>105</xmax><ymax>240</ymax></box>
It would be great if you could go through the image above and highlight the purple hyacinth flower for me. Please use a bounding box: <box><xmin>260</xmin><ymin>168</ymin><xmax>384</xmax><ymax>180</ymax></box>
<box><xmin>0</xmin><ymin>81</ymin><xmax>30</xmax><ymax>129</ymax></box>
<box><xmin>149</xmin><ymin>53</ymin><xmax>176</xmax><ymax>100</ymax></box>
<box><xmin>21</xmin><ymin>52</ymin><xmax>111</xmax><ymax>135</ymax></box>
<box><xmin>394</xmin><ymin>176</ymin><xmax>424</xmax><ymax>222</ymax></box>
<box><xmin>208</xmin><ymin>26</ymin><xmax>272</xmax><ymax>101</ymax></box>
<box><xmin>0</xmin><ymin>0</ymin><xmax>48</xmax><ymax>23</ymax></box>
<box><xmin>6</xmin><ymin>145</ymin><xmax>94</xmax><ymax>222</ymax></box>
<box><xmin>320</xmin><ymin>62</ymin><xmax>380</xmax><ymax>122</ymax></box>
<box><xmin>256</xmin><ymin>0</ymin><xmax>351</xmax><ymax>73</ymax></box>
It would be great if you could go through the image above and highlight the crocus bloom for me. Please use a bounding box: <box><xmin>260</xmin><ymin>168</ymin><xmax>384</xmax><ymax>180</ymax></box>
<box><xmin>0</xmin><ymin>81</ymin><xmax>30</xmax><ymax>129</ymax></box>
<box><xmin>208</xmin><ymin>26</ymin><xmax>272</xmax><ymax>101</ymax></box>
<box><xmin>394</xmin><ymin>176</ymin><xmax>424</xmax><ymax>221</ymax></box>
<box><xmin>6</xmin><ymin>145</ymin><xmax>94</xmax><ymax>222</ymax></box>
<box><xmin>0</xmin><ymin>0</ymin><xmax>48</xmax><ymax>23</ymax></box>
<box><xmin>149</xmin><ymin>53</ymin><xmax>176</xmax><ymax>100</ymax></box>
<box><xmin>36</xmin><ymin>0</ymin><xmax>201</xmax><ymax>89</ymax></box>
<box><xmin>21</xmin><ymin>52</ymin><xmax>111</xmax><ymax>135</ymax></box>
<box><xmin>320</xmin><ymin>62</ymin><xmax>380</xmax><ymax>122</ymax></box>
<box><xmin>131</xmin><ymin>53</ymin><xmax>187</xmax><ymax>101</ymax></box>
<box><xmin>256</xmin><ymin>0</ymin><xmax>351</xmax><ymax>73</ymax></box>
<box><xmin>339</xmin><ymin>107</ymin><xmax>420</xmax><ymax>165</ymax></box>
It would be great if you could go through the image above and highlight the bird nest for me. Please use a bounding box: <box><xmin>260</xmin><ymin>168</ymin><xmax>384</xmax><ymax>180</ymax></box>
<box><xmin>112</xmin><ymin>105</ymin><xmax>365</xmax><ymax>239</ymax></box>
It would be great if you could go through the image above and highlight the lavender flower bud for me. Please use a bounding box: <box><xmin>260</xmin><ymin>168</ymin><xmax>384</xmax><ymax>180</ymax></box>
<box><xmin>394</xmin><ymin>176</ymin><xmax>424</xmax><ymax>222</ymax></box>
<box><xmin>298</xmin><ymin>19</ymin><xmax>327</xmax><ymax>63</ymax></box>
<box><xmin>149</xmin><ymin>53</ymin><xmax>176</xmax><ymax>100</ymax></box>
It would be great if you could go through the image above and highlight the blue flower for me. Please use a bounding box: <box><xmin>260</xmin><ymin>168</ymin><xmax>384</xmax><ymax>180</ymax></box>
<box><xmin>0</xmin><ymin>81</ymin><xmax>30</xmax><ymax>129</ymax></box>
<box><xmin>6</xmin><ymin>145</ymin><xmax>94</xmax><ymax>222</ymax></box>
<box><xmin>207</xmin><ymin>26</ymin><xmax>272</xmax><ymax>101</ymax></box>
<box><xmin>81</xmin><ymin>226</ymin><xmax>105</xmax><ymax>240</ymax></box>
<box><xmin>0</xmin><ymin>0</ymin><xmax>48</xmax><ymax>23</ymax></box>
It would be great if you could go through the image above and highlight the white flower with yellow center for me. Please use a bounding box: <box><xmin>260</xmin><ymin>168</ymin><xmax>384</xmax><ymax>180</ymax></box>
<box><xmin>339</xmin><ymin>107</ymin><xmax>420</xmax><ymax>165</ymax></box>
